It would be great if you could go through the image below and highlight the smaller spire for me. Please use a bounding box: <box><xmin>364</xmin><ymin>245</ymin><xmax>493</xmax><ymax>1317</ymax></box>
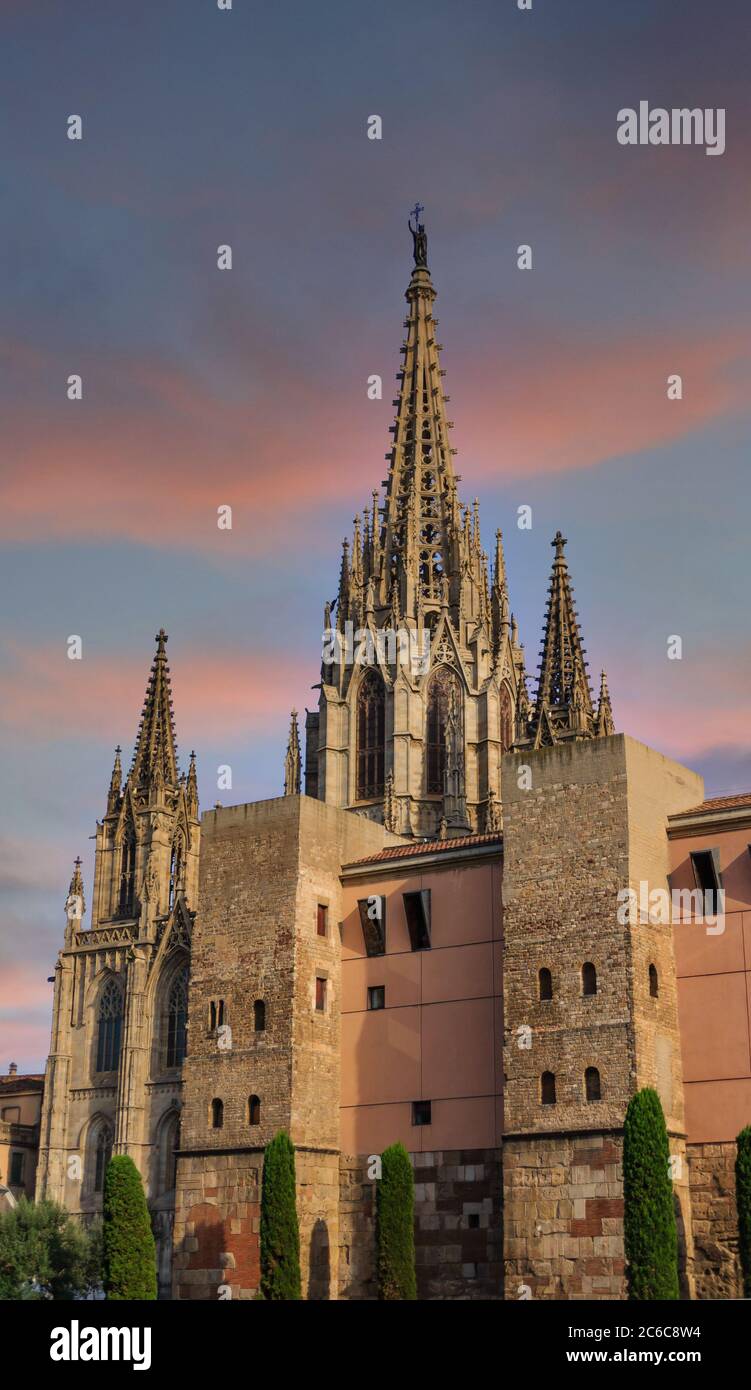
<box><xmin>595</xmin><ymin>670</ymin><xmax>615</xmax><ymax>737</ymax></box>
<box><xmin>66</xmin><ymin>856</ymin><xmax>85</xmax><ymax>923</ymax></box>
<box><xmin>186</xmin><ymin>750</ymin><xmax>199</xmax><ymax>817</ymax></box>
<box><xmin>107</xmin><ymin>745</ymin><xmax>122</xmax><ymax>813</ymax></box>
<box><xmin>284</xmin><ymin>711</ymin><xmax>301</xmax><ymax>796</ymax></box>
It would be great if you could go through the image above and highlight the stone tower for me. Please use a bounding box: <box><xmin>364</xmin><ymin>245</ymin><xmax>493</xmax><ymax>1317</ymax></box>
<box><xmin>305</xmin><ymin>213</ymin><xmax>527</xmax><ymax>838</ymax></box>
<box><xmin>36</xmin><ymin>631</ymin><xmax>200</xmax><ymax>1293</ymax></box>
<box><xmin>500</xmin><ymin>550</ymin><xmax>700</xmax><ymax>1297</ymax></box>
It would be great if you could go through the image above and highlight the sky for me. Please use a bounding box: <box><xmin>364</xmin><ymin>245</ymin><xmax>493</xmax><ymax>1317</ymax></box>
<box><xmin>1</xmin><ymin>0</ymin><xmax>750</xmax><ymax>1070</ymax></box>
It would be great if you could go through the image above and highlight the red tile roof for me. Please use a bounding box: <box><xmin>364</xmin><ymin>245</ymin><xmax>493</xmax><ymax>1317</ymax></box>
<box><xmin>345</xmin><ymin>832</ymin><xmax>502</xmax><ymax>868</ymax></box>
<box><xmin>675</xmin><ymin>792</ymin><xmax>751</xmax><ymax>816</ymax></box>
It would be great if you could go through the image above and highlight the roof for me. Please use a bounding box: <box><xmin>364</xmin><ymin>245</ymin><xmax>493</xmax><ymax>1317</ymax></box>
<box><xmin>0</xmin><ymin>1074</ymin><xmax>44</xmax><ymax>1092</ymax></box>
<box><xmin>344</xmin><ymin>832</ymin><xmax>502</xmax><ymax>869</ymax></box>
<box><xmin>673</xmin><ymin>792</ymin><xmax>751</xmax><ymax>817</ymax></box>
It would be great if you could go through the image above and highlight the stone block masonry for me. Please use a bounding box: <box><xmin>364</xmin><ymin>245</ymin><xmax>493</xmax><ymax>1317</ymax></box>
<box><xmin>687</xmin><ymin>1142</ymin><xmax>741</xmax><ymax>1299</ymax></box>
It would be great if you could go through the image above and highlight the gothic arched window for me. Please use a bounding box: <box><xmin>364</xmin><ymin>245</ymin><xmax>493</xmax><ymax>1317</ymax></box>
<box><xmin>585</xmin><ymin>1066</ymin><xmax>601</xmax><ymax>1102</ymax></box>
<box><xmin>96</xmin><ymin>979</ymin><xmax>123</xmax><ymax>1073</ymax></box>
<box><xmin>426</xmin><ymin>666</ymin><xmax>460</xmax><ymax>794</ymax></box>
<box><xmin>356</xmin><ymin>670</ymin><xmax>385</xmax><ymax>800</ymax></box>
<box><xmin>118</xmin><ymin>825</ymin><xmax>136</xmax><ymax>917</ymax></box>
<box><xmin>168</xmin><ymin>837</ymin><xmax>184</xmax><ymax>910</ymax></box>
<box><xmin>500</xmin><ymin>683</ymin><xmax>514</xmax><ymax>753</ymax></box>
<box><xmin>166</xmin><ymin>968</ymin><xmax>188</xmax><ymax>1068</ymax></box>
<box><xmin>582</xmin><ymin>962</ymin><xmax>597</xmax><ymax>997</ymax></box>
<box><xmin>538</xmin><ymin>967</ymin><xmax>553</xmax><ymax>1001</ymax></box>
<box><xmin>93</xmin><ymin>1123</ymin><xmax>113</xmax><ymax>1194</ymax></box>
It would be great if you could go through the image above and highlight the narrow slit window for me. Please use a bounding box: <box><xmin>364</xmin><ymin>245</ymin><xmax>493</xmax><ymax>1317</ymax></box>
<box><xmin>367</xmin><ymin>985</ymin><xmax>385</xmax><ymax>1011</ymax></box>
<box><xmin>541</xmin><ymin>1071</ymin><xmax>556</xmax><ymax>1105</ymax></box>
<box><xmin>538</xmin><ymin>967</ymin><xmax>553</xmax><ymax>1001</ymax></box>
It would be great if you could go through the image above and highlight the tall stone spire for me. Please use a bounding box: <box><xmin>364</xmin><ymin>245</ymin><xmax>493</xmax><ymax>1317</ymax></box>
<box><xmin>284</xmin><ymin>710</ymin><xmax>301</xmax><ymax>795</ymax></box>
<box><xmin>515</xmin><ymin>532</ymin><xmax>597</xmax><ymax>749</ymax></box>
<box><xmin>186</xmin><ymin>750</ymin><xmax>199</xmax><ymax>817</ymax></box>
<box><xmin>595</xmin><ymin>670</ymin><xmax>615</xmax><ymax>737</ymax></box>
<box><xmin>129</xmin><ymin>629</ymin><xmax>179</xmax><ymax>796</ymax></box>
<box><xmin>107</xmin><ymin>745</ymin><xmax>122</xmax><ymax>813</ymax></box>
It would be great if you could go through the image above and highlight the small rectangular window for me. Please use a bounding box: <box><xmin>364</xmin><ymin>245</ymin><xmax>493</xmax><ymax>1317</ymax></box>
<box><xmin>367</xmin><ymin>985</ymin><xmax>385</xmax><ymax>1011</ymax></box>
<box><xmin>317</xmin><ymin>904</ymin><xmax>328</xmax><ymax>937</ymax></box>
<box><xmin>1</xmin><ymin>1106</ymin><xmax>20</xmax><ymax>1123</ymax></box>
<box><xmin>9</xmin><ymin>1151</ymin><xmax>25</xmax><ymax>1186</ymax></box>
<box><xmin>412</xmin><ymin>1100</ymin><xmax>431</xmax><ymax>1127</ymax></box>
<box><xmin>315</xmin><ymin>977</ymin><xmax>327</xmax><ymax>1012</ymax></box>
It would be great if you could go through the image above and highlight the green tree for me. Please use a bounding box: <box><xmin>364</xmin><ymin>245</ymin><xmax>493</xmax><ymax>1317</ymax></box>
<box><xmin>102</xmin><ymin>1155</ymin><xmax>157</xmax><ymax>1300</ymax></box>
<box><xmin>0</xmin><ymin>1198</ymin><xmax>102</xmax><ymax>1300</ymax></box>
<box><xmin>260</xmin><ymin>1131</ymin><xmax>301</xmax><ymax>1299</ymax></box>
<box><xmin>376</xmin><ymin>1142</ymin><xmax>417</xmax><ymax>1300</ymax></box>
<box><xmin>623</xmin><ymin>1088</ymin><xmax>679</xmax><ymax>1300</ymax></box>
<box><xmin>735</xmin><ymin>1125</ymin><xmax>751</xmax><ymax>1297</ymax></box>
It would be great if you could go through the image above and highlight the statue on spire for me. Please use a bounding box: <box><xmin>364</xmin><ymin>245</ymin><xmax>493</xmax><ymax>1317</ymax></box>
<box><xmin>408</xmin><ymin>202</ymin><xmax>428</xmax><ymax>268</ymax></box>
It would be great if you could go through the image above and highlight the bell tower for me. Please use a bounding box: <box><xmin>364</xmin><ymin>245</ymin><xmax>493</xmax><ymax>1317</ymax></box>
<box><xmin>306</xmin><ymin>213</ymin><xmax>527</xmax><ymax>837</ymax></box>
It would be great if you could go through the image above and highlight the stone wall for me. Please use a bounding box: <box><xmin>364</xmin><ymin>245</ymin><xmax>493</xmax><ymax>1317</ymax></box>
<box><xmin>687</xmin><ymin>1142</ymin><xmax>741</xmax><ymax>1299</ymax></box>
<box><xmin>503</xmin><ymin>1133</ymin><xmax>624</xmax><ymax>1300</ymax></box>
<box><xmin>338</xmin><ymin>1148</ymin><xmax>502</xmax><ymax>1299</ymax></box>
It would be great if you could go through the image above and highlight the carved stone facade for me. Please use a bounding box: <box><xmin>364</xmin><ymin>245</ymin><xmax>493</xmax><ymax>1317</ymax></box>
<box><xmin>37</xmin><ymin>631</ymin><xmax>200</xmax><ymax>1296</ymax></box>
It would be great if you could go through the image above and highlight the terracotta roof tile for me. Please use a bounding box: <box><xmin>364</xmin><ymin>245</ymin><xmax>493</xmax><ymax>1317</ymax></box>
<box><xmin>675</xmin><ymin>792</ymin><xmax>751</xmax><ymax>816</ymax></box>
<box><xmin>344</xmin><ymin>832</ymin><xmax>502</xmax><ymax>868</ymax></box>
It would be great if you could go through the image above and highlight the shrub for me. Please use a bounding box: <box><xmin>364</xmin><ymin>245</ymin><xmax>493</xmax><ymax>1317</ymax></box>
<box><xmin>376</xmin><ymin>1142</ymin><xmax>417</xmax><ymax>1300</ymax></box>
<box><xmin>260</xmin><ymin>1131</ymin><xmax>301</xmax><ymax>1300</ymax></box>
<box><xmin>102</xmin><ymin>1155</ymin><xmax>157</xmax><ymax>1300</ymax></box>
<box><xmin>623</xmin><ymin>1088</ymin><xmax>679</xmax><ymax>1300</ymax></box>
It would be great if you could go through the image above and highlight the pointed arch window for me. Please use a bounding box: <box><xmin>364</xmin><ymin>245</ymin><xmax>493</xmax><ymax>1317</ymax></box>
<box><xmin>500</xmin><ymin>683</ymin><xmax>514</xmax><ymax>753</ymax></box>
<box><xmin>118</xmin><ymin>824</ymin><xmax>136</xmax><ymax>917</ymax></box>
<box><xmin>166</xmin><ymin>967</ymin><xmax>189</xmax><ymax>1068</ymax></box>
<box><xmin>356</xmin><ymin>670</ymin><xmax>385</xmax><ymax>800</ymax></box>
<box><xmin>426</xmin><ymin>666</ymin><xmax>460</xmax><ymax>794</ymax></box>
<box><xmin>96</xmin><ymin>979</ymin><xmax>123</xmax><ymax>1073</ymax></box>
<box><xmin>93</xmin><ymin>1122</ymin><xmax>113</xmax><ymax>1194</ymax></box>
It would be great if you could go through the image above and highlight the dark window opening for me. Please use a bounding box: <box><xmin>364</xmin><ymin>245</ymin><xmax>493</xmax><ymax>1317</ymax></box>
<box><xmin>403</xmin><ymin>890</ymin><xmax>431</xmax><ymax>951</ymax></box>
<box><xmin>9</xmin><ymin>1151</ymin><xmax>25</xmax><ymax>1187</ymax></box>
<box><xmin>426</xmin><ymin>668</ymin><xmax>460</xmax><ymax>794</ymax></box>
<box><xmin>538</xmin><ymin>967</ymin><xmax>553</xmax><ymax>1001</ymax></box>
<box><xmin>118</xmin><ymin>829</ymin><xmax>136</xmax><ymax>917</ymax></box>
<box><xmin>96</xmin><ymin>979</ymin><xmax>123</xmax><ymax>1073</ymax></box>
<box><xmin>585</xmin><ymin>1066</ymin><xmax>601</xmax><ymax>1102</ymax></box>
<box><xmin>582</xmin><ymin>961</ymin><xmax>597</xmax><ymax>997</ymax></box>
<box><xmin>317</xmin><ymin>903</ymin><xmax>328</xmax><ymax>937</ymax></box>
<box><xmin>210</xmin><ymin>1098</ymin><xmax>223</xmax><ymax>1129</ymax></box>
<box><xmin>367</xmin><ymin>986</ymin><xmax>385</xmax><ymax>1011</ymax></box>
<box><xmin>248</xmin><ymin>1095</ymin><xmax>261</xmax><ymax>1126</ymax></box>
<box><xmin>412</xmin><ymin>1100</ymin><xmax>432</xmax><ymax>1126</ymax></box>
<box><xmin>690</xmin><ymin>848</ymin><xmax>723</xmax><ymax>913</ymax></box>
<box><xmin>254</xmin><ymin>999</ymin><xmax>266</xmax><ymax>1032</ymax></box>
<box><xmin>356</xmin><ymin>670</ymin><xmax>385</xmax><ymax>800</ymax></box>
<box><xmin>209</xmin><ymin>999</ymin><xmax>225</xmax><ymax>1032</ymax></box>
<box><xmin>541</xmin><ymin>1071</ymin><xmax>556</xmax><ymax>1105</ymax></box>
<box><xmin>357</xmin><ymin>896</ymin><xmax>386</xmax><ymax>956</ymax></box>
<box><xmin>166</xmin><ymin>968</ymin><xmax>188</xmax><ymax>1067</ymax></box>
<box><xmin>467</xmin><ymin>1212</ymin><xmax>480</xmax><ymax>1230</ymax></box>
<box><xmin>649</xmin><ymin>963</ymin><xmax>659</xmax><ymax>998</ymax></box>
<box><xmin>93</xmin><ymin>1127</ymin><xmax>112</xmax><ymax>1193</ymax></box>
<box><xmin>315</xmin><ymin>977</ymin><xmax>327</xmax><ymax>1012</ymax></box>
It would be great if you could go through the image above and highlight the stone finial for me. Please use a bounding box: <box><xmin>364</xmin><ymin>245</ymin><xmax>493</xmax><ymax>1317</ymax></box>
<box><xmin>284</xmin><ymin>711</ymin><xmax>301</xmax><ymax>796</ymax></box>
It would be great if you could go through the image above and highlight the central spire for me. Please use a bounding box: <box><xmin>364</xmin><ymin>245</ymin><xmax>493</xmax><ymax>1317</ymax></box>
<box><xmin>129</xmin><ymin>629</ymin><xmax>179</xmax><ymax>794</ymax></box>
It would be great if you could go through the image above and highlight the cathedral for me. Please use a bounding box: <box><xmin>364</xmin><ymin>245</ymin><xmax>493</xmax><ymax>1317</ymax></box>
<box><xmin>36</xmin><ymin>216</ymin><xmax>750</xmax><ymax>1300</ymax></box>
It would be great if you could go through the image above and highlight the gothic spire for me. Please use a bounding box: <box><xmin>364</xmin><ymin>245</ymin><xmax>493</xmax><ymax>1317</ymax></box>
<box><xmin>129</xmin><ymin>629</ymin><xmax>179</xmax><ymax>795</ymax></box>
<box><xmin>186</xmin><ymin>749</ymin><xmax>199</xmax><ymax>817</ymax></box>
<box><xmin>595</xmin><ymin>670</ymin><xmax>615</xmax><ymax>737</ymax></box>
<box><xmin>284</xmin><ymin>710</ymin><xmax>301</xmax><ymax>795</ymax></box>
<box><xmin>519</xmin><ymin>532</ymin><xmax>595</xmax><ymax>747</ymax></box>
<box><xmin>66</xmin><ymin>856</ymin><xmax>85</xmax><ymax>922</ymax></box>
<box><xmin>107</xmin><ymin>745</ymin><xmax>122</xmax><ymax>813</ymax></box>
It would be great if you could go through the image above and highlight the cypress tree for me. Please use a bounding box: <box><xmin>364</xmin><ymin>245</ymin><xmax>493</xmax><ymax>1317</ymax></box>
<box><xmin>735</xmin><ymin>1125</ymin><xmax>751</xmax><ymax>1297</ymax></box>
<box><xmin>623</xmin><ymin>1087</ymin><xmax>679</xmax><ymax>1300</ymax></box>
<box><xmin>376</xmin><ymin>1142</ymin><xmax>417</xmax><ymax>1300</ymax></box>
<box><xmin>102</xmin><ymin>1155</ymin><xmax>157</xmax><ymax>1300</ymax></box>
<box><xmin>260</xmin><ymin>1131</ymin><xmax>301</xmax><ymax>1299</ymax></box>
